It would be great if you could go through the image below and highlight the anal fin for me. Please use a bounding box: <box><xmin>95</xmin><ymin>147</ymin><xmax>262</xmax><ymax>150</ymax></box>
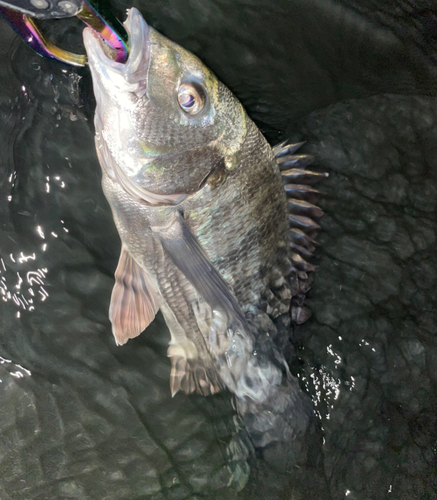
<box><xmin>168</xmin><ymin>343</ymin><xmax>223</xmax><ymax>397</ymax></box>
<box><xmin>109</xmin><ymin>246</ymin><xmax>159</xmax><ymax>346</ymax></box>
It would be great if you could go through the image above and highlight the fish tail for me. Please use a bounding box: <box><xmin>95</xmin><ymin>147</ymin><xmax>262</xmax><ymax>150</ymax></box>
<box><xmin>234</xmin><ymin>342</ymin><xmax>312</xmax><ymax>464</ymax></box>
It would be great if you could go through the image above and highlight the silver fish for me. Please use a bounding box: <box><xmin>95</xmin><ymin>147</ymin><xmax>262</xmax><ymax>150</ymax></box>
<box><xmin>83</xmin><ymin>7</ymin><xmax>326</xmax><ymax>448</ymax></box>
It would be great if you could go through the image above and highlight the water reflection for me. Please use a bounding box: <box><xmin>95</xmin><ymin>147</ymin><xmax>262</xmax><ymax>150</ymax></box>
<box><xmin>0</xmin><ymin>2</ymin><xmax>436</xmax><ymax>499</ymax></box>
<box><xmin>0</xmin><ymin>251</ymin><xmax>49</xmax><ymax>314</ymax></box>
<box><xmin>0</xmin><ymin>355</ymin><xmax>32</xmax><ymax>379</ymax></box>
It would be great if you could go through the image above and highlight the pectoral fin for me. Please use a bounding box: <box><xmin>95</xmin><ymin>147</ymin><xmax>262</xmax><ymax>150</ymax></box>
<box><xmin>151</xmin><ymin>210</ymin><xmax>254</xmax><ymax>383</ymax></box>
<box><xmin>152</xmin><ymin>212</ymin><xmax>244</xmax><ymax>325</ymax></box>
<box><xmin>109</xmin><ymin>246</ymin><xmax>159</xmax><ymax>345</ymax></box>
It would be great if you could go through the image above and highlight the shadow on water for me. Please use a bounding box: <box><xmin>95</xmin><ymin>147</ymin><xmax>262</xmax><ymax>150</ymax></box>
<box><xmin>0</xmin><ymin>1</ymin><xmax>436</xmax><ymax>499</ymax></box>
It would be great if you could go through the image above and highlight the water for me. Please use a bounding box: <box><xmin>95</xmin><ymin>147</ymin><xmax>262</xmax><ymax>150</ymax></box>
<box><xmin>0</xmin><ymin>1</ymin><xmax>436</xmax><ymax>499</ymax></box>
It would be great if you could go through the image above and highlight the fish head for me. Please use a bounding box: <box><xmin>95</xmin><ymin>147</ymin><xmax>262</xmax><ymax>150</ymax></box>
<box><xmin>83</xmin><ymin>7</ymin><xmax>247</xmax><ymax>204</ymax></box>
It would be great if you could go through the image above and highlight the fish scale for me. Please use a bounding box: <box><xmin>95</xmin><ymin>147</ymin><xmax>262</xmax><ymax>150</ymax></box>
<box><xmin>85</xmin><ymin>7</ymin><xmax>325</xmax><ymax>451</ymax></box>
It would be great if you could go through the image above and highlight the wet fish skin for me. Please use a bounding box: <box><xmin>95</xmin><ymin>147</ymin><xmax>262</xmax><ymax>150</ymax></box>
<box><xmin>84</xmin><ymin>8</ymin><xmax>313</xmax><ymax>448</ymax></box>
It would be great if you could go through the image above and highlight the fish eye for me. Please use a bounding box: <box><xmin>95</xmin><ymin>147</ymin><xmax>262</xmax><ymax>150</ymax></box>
<box><xmin>177</xmin><ymin>83</ymin><xmax>205</xmax><ymax>115</ymax></box>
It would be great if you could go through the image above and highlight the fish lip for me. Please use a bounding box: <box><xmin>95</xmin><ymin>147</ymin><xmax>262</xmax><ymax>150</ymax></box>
<box><xmin>83</xmin><ymin>7</ymin><xmax>150</xmax><ymax>96</ymax></box>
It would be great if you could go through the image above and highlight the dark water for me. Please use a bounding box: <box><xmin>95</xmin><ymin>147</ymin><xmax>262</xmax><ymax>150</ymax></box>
<box><xmin>0</xmin><ymin>1</ymin><xmax>436</xmax><ymax>499</ymax></box>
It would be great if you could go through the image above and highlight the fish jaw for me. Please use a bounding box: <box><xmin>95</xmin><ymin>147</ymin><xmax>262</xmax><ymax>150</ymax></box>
<box><xmin>83</xmin><ymin>8</ymin><xmax>151</xmax><ymax>106</ymax></box>
<box><xmin>83</xmin><ymin>7</ymin><xmax>151</xmax><ymax>187</ymax></box>
<box><xmin>85</xmin><ymin>9</ymin><xmax>192</xmax><ymax>206</ymax></box>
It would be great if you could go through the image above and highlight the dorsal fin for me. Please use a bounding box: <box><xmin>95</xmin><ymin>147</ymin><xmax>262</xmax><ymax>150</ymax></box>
<box><xmin>284</xmin><ymin>184</ymin><xmax>321</xmax><ymax>204</ymax></box>
<box><xmin>273</xmin><ymin>141</ymin><xmax>305</xmax><ymax>157</ymax></box>
<box><xmin>281</xmin><ymin>168</ymin><xmax>329</xmax><ymax>184</ymax></box>
<box><xmin>277</xmin><ymin>154</ymin><xmax>316</xmax><ymax>171</ymax></box>
<box><xmin>287</xmin><ymin>198</ymin><xmax>324</xmax><ymax>219</ymax></box>
<box><xmin>109</xmin><ymin>246</ymin><xmax>159</xmax><ymax>346</ymax></box>
<box><xmin>289</xmin><ymin>214</ymin><xmax>321</xmax><ymax>235</ymax></box>
<box><xmin>274</xmin><ymin>140</ymin><xmax>328</xmax><ymax>324</ymax></box>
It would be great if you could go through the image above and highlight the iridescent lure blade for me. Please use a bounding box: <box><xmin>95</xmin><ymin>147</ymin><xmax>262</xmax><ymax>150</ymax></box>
<box><xmin>0</xmin><ymin>0</ymin><xmax>129</xmax><ymax>66</ymax></box>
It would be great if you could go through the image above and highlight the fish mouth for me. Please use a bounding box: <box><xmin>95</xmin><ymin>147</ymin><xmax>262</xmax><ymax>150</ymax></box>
<box><xmin>84</xmin><ymin>8</ymin><xmax>189</xmax><ymax>206</ymax></box>
<box><xmin>83</xmin><ymin>7</ymin><xmax>150</xmax><ymax>97</ymax></box>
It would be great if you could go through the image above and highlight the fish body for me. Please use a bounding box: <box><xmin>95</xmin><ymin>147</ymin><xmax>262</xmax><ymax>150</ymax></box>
<box><xmin>84</xmin><ymin>8</ymin><xmax>323</xmax><ymax>448</ymax></box>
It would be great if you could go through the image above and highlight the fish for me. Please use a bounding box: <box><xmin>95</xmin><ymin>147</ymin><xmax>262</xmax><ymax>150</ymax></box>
<box><xmin>83</xmin><ymin>7</ymin><xmax>326</xmax><ymax>450</ymax></box>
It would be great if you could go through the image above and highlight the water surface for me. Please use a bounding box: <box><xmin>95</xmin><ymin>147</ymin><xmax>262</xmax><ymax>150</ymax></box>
<box><xmin>0</xmin><ymin>1</ymin><xmax>436</xmax><ymax>499</ymax></box>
